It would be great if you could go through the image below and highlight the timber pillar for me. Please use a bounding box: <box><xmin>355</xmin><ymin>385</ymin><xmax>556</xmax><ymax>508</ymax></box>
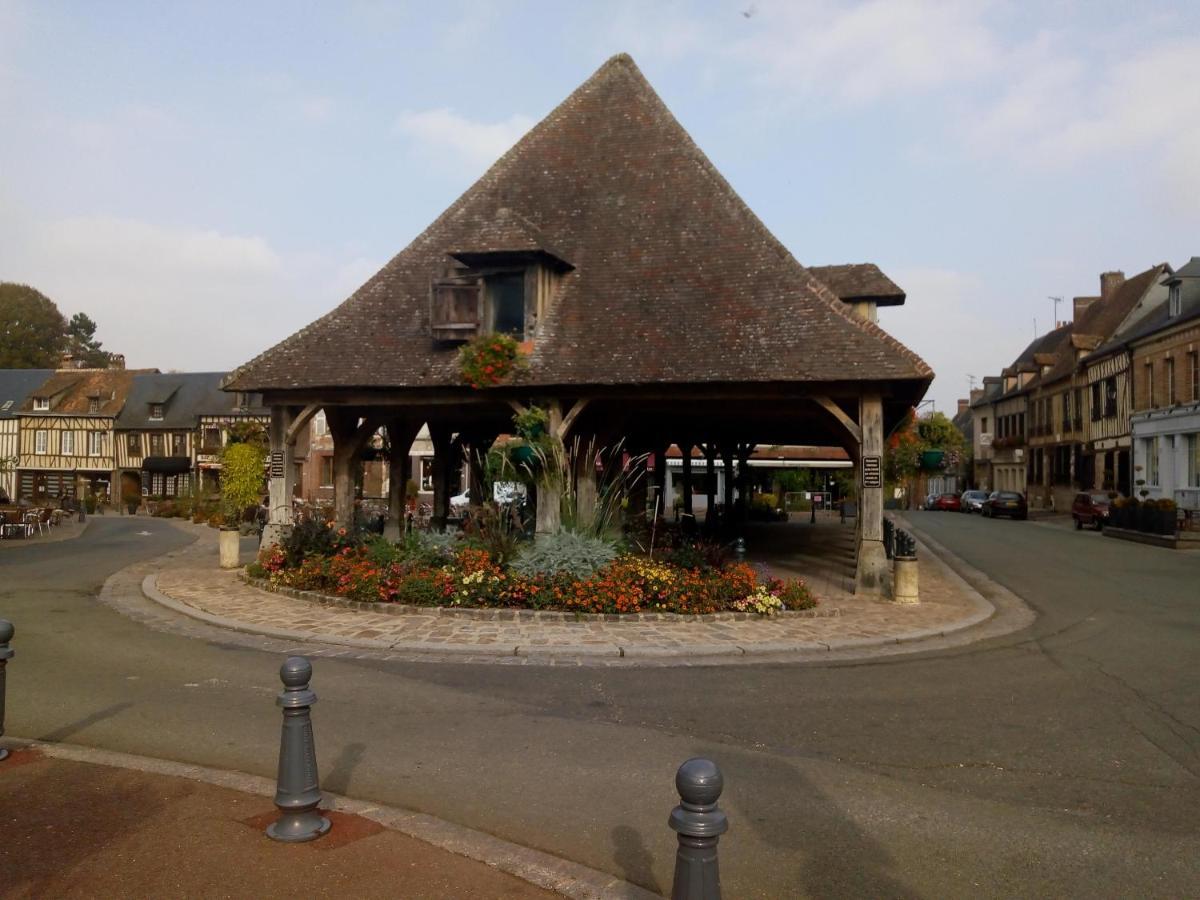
<box><xmin>384</xmin><ymin>420</ymin><xmax>419</xmax><ymax>540</ymax></box>
<box><xmin>262</xmin><ymin>405</ymin><xmax>299</xmax><ymax>549</ymax></box>
<box><xmin>855</xmin><ymin>392</ymin><xmax>888</xmax><ymax>596</ymax></box>
<box><xmin>429</xmin><ymin>425</ymin><xmax>453</xmax><ymax>531</ymax></box>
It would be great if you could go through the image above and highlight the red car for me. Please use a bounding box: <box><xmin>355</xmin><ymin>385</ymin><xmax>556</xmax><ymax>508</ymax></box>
<box><xmin>1072</xmin><ymin>492</ymin><xmax>1112</xmax><ymax>530</ymax></box>
<box><xmin>933</xmin><ymin>493</ymin><xmax>962</xmax><ymax>511</ymax></box>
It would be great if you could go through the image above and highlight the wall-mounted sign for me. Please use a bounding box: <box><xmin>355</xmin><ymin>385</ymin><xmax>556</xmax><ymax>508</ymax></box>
<box><xmin>862</xmin><ymin>455</ymin><xmax>882</xmax><ymax>488</ymax></box>
<box><xmin>269</xmin><ymin>450</ymin><xmax>284</xmax><ymax>478</ymax></box>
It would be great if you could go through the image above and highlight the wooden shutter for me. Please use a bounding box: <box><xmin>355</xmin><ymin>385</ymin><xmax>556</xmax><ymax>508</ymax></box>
<box><xmin>430</xmin><ymin>276</ymin><xmax>482</xmax><ymax>342</ymax></box>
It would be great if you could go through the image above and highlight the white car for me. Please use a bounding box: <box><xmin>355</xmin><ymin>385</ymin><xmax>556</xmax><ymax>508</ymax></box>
<box><xmin>450</xmin><ymin>482</ymin><xmax>526</xmax><ymax>512</ymax></box>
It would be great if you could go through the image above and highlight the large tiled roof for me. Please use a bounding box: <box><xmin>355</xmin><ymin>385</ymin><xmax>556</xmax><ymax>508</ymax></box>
<box><xmin>116</xmin><ymin>372</ymin><xmax>266</xmax><ymax>429</ymax></box>
<box><xmin>226</xmin><ymin>54</ymin><xmax>930</xmax><ymax>393</ymax></box>
<box><xmin>808</xmin><ymin>264</ymin><xmax>905</xmax><ymax>305</ymax></box>
<box><xmin>20</xmin><ymin>369</ymin><xmax>154</xmax><ymax>416</ymax></box>
<box><xmin>0</xmin><ymin>369</ymin><xmax>54</xmax><ymax>419</ymax></box>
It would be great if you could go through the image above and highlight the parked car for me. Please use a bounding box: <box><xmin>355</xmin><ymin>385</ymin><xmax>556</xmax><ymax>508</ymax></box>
<box><xmin>923</xmin><ymin>493</ymin><xmax>940</xmax><ymax>510</ymax></box>
<box><xmin>982</xmin><ymin>491</ymin><xmax>1028</xmax><ymax>520</ymax></box>
<box><xmin>960</xmin><ymin>490</ymin><xmax>989</xmax><ymax>513</ymax></box>
<box><xmin>933</xmin><ymin>493</ymin><xmax>962</xmax><ymax>511</ymax></box>
<box><xmin>1072</xmin><ymin>492</ymin><xmax>1112</xmax><ymax>530</ymax></box>
<box><xmin>450</xmin><ymin>489</ymin><xmax>471</xmax><ymax>512</ymax></box>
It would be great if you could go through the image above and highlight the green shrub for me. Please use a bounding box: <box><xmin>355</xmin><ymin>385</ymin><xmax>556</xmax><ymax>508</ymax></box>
<box><xmin>779</xmin><ymin>580</ymin><xmax>817</xmax><ymax>610</ymax></box>
<box><xmin>461</xmin><ymin>502</ymin><xmax>524</xmax><ymax>566</ymax></box>
<box><xmin>220</xmin><ymin>442</ymin><xmax>266</xmax><ymax>527</ymax></box>
<box><xmin>396</xmin><ymin>530</ymin><xmax>458</xmax><ymax>567</ymax></box>
<box><xmin>510</xmin><ymin>531</ymin><xmax>617</xmax><ymax>579</ymax></box>
<box><xmin>393</xmin><ymin>572</ymin><xmax>444</xmax><ymax>606</ymax></box>
<box><xmin>365</xmin><ymin>535</ymin><xmax>403</xmax><ymax>568</ymax></box>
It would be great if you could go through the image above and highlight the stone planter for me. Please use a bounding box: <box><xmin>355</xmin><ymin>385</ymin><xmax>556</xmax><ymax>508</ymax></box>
<box><xmin>218</xmin><ymin>527</ymin><xmax>241</xmax><ymax>569</ymax></box>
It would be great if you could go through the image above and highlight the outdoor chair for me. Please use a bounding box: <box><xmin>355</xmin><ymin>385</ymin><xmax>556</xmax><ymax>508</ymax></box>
<box><xmin>3</xmin><ymin>510</ymin><xmax>32</xmax><ymax>539</ymax></box>
<box><xmin>24</xmin><ymin>510</ymin><xmax>46</xmax><ymax>537</ymax></box>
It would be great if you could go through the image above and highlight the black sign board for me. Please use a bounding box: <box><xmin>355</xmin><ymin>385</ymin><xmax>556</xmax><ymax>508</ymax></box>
<box><xmin>862</xmin><ymin>455</ymin><xmax>882</xmax><ymax>488</ymax></box>
<box><xmin>270</xmin><ymin>450</ymin><xmax>284</xmax><ymax>478</ymax></box>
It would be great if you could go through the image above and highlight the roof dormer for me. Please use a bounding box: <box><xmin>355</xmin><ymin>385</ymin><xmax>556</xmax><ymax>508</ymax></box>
<box><xmin>430</xmin><ymin>209</ymin><xmax>572</xmax><ymax>344</ymax></box>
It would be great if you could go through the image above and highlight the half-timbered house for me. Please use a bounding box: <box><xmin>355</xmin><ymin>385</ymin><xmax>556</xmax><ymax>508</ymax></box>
<box><xmin>0</xmin><ymin>370</ymin><xmax>54</xmax><ymax>502</ymax></box>
<box><xmin>16</xmin><ymin>368</ymin><xmax>150</xmax><ymax>502</ymax></box>
<box><xmin>114</xmin><ymin>372</ymin><xmax>267</xmax><ymax>501</ymax></box>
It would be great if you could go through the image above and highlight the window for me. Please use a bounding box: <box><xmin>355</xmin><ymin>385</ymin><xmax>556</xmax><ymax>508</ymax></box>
<box><xmin>1090</xmin><ymin>383</ymin><xmax>1101</xmax><ymax>421</ymax></box>
<box><xmin>1144</xmin><ymin>437</ymin><xmax>1160</xmax><ymax>486</ymax></box>
<box><xmin>1169</xmin><ymin>284</ymin><xmax>1182</xmax><ymax>317</ymax></box>
<box><xmin>1192</xmin><ymin>352</ymin><xmax>1200</xmax><ymax>402</ymax></box>
<box><xmin>1062</xmin><ymin>393</ymin><xmax>1070</xmax><ymax>430</ymax></box>
<box><xmin>319</xmin><ymin>456</ymin><xmax>334</xmax><ymax>487</ymax></box>
<box><xmin>88</xmin><ymin>398</ymin><xmax>101</xmax><ymax>414</ymax></box>
<box><xmin>150</xmin><ymin>433</ymin><xmax>165</xmax><ymax>456</ymax></box>
<box><xmin>172</xmin><ymin>433</ymin><xmax>186</xmax><ymax>456</ymax></box>
<box><xmin>203</xmin><ymin>427</ymin><xmax>222</xmax><ymax>450</ymax></box>
<box><xmin>1017</xmin><ymin>412</ymin><xmax>1025</xmax><ymax>436</ymax></box>
<box><xmin>88</xmin><ymin>431</ymin><xmax>103</xmax><ymax>456</ymax></box>
<box><xmin>1073</xmin><ymin>388</ymin><xmax>1083</xmax><ymax>428</ymax></box>
<box><xmin>312</xmin><ymin>411</ymin><xmax>328</xmax><ymax>437</ymax></box>
<box><xmin>1104</xmin><ymin>378</ymin><xmax>1117</xmax><ymax>418</ymax></box>
<box><xmin>420</xmin><ymin>458</ymin><xmax>434</xmax><ymax>491</ymax></box>
<box><xmin>487</xmin><ymin>272</ymin><xmax>526</xmax><ymax>337</ymax></box>
<box><xmin>149</xmin><ymin>403</ymin><xmax>164</xmax><ymax>420</ymax></box>
<box><xmin>33</xmin><ymin>397</ymin><xmax>49</xmax><ymax>411</ymax></box>
<box><xmin>1145</xmin><ymin>362</ymin><xmax>1154</xmax><ymax>408</ymax></box>
<box><xmin>61</xmin><ymin>431</ymin><xmax>74</xmax><ymax>455</ymax></box>
<box><xmin>981</xmin><ymin>416</ymin><xmax>988</xmax><ymax>434</ymax></box>
<box><xmin>35</xmin><ymin>430</ymin><xmax>48</xmax><ymax>454</ymax></box>
<box><xmin>127</xmin><ymin>433</ymin><xmax>142</xmax><ymax>457</ymax></box>
<box><xmin>1190</xmin><ymin>434</ymin><xmax>1200</xmax><ymax>488</ymax></box>
<box><xmin>1167</xmin><ymin>358</ymin><xmax>1176</xmax><ymax>405</ymax></box>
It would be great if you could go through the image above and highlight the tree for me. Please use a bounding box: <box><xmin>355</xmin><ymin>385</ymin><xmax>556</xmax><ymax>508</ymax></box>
<box><xmin>916</xmin><ymin>411</ymin><xmax>965</xmax><ymax>452</ymax></box>
<box><xmin>0</xmin><ymin>283</ymin><xmax>66</xmax><ymax>368</ymax></box>
<box><xmin>65</xmin><ymin>312</ymin><xmax>110</xmax><ymax>367</ymax></box>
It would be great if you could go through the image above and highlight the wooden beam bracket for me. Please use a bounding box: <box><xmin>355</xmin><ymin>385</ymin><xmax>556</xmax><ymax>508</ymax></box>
<box><xmin>814</xmin><ymin>396</ymin><xmax>863</xmax><ymax>444</ymax></box>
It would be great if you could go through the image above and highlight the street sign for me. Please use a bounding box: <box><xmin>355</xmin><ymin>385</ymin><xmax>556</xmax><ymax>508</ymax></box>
<box><xmin>862</xmin><ymin>455</ymin><xmax>882</xmax><ymax>488</ymax></box>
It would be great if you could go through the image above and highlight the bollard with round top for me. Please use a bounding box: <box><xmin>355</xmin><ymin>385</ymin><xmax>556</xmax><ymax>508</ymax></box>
<box><xmin>669</xmin><ymin>757</ymin><xmax>728</xmax><ymax>900</ymax></box>
<box><xmin>0</xmin><ymin>619</ymin><xmax>13</xmax><ymax>762</ymax></box>
<box><xmin>266</xmin><ymin>656</ymin><xmax>330</xmax><ymax>842</ymax></box>
<box><xmin>733</xmin><ymin>537</ymin><xmax>746</xmax><ymax>563</ymax></box>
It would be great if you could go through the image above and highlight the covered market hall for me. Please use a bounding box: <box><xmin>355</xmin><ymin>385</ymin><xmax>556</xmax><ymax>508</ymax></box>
<box><xmin>224</xmin><ymin>54</ymin><xmax>931</xmax><ymax>596</ymax></box>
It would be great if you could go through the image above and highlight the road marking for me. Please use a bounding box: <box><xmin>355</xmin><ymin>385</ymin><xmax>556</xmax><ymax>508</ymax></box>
<box><xmin>136</xmin><ymin>530</ymin><xmax>153</xmax><ymax>536</ymax></box>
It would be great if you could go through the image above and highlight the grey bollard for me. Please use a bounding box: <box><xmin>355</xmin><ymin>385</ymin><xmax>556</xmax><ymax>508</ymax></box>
<box><xmin>266</xmin><ymin>657</ymin><xmax>330</xmax><ymax>842</ymax></box>
<box><xmin>669</xmin><ymin>758</ymin><xmax>728</xmax><ymax>900</ymax></box>
<box><xmin>733</xmin><ymin>537</ymin><xmax>746</xmax><ymax>562</ymax></box>
<box><xmin>0</xmin><ymin>620</ymin><xmax>13</xmax><ymax>762</ymax></box>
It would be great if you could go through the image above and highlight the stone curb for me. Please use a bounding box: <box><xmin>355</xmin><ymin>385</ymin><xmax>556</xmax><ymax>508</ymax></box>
<box><xmin>242</xmin><ymin>575</ymin><xmax>840</xmax><ymax>623</ymax></box>
<box><xmin>8</xmin><ymin>739</ymin><xmax>656</xmax><ymax>900</ymax></box>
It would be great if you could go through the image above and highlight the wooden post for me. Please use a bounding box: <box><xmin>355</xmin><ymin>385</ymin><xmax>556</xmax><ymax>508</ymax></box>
<box><xmin>262</xmin><ymin>405</ymin><xmax>299</xmax><ymax>548</ymax></box>
<box><xmin>429</xmin><ymin>424</ymin><xmax>452</xmax><ymax>531</ymax></box>
<box><xmin>720</xmin><ymin>445</ymin><xmax>734</xmax><ymax>526</ymax></box>
<box><xmin>535</xmin><ymin>400</ymin><xmax>565</xmax><ymax>534</ymax></box>
<box><xmin>573</xmin><ymin>437</ymin><xmax>599</xmax><ymax>529</ymax></box>
<box><xmin>681</xmin><ymin>442</ymin><xmax>694</xmax><ymax>517</ymax></box>
<box><xmin>704</xmin><ymin>444</ymin><xmax>716</xmax><ymax>529</ymax></box>
<box><xmin>651</xmin><ymin>443</ymin><xmax>667</xmax><ymax>520</ymax></box>
<box><xmin>384</xmin><ymin>420</ymin><xmax>418</xmax><ymax>540</ymax></box>
<box><xmin>855</xmin><ymin>392</ymin><xmax>888</xmax><ymax>596</ymax></box>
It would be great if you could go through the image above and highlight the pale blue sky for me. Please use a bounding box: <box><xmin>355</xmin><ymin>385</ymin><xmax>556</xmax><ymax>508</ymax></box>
<box><xmin>2</xmin><ymin>1</ymin><xmax>1198</xmax><ymax>412</ymax></box>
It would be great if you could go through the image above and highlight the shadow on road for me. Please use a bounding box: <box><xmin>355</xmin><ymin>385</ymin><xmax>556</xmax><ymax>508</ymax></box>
<box><xmin>611</xmin><ymin>824</ymin><xmax>662</xmax><ymax>894</ymax></box>
<box><xmin>38</xmin><ymin>702</ymin><xmax>134</xmax><ymax>743</ymax></box>
<box><xmin>323</xmin><ymin>740</ymin><xmax>366</xmax><ymax>794</ymax></box>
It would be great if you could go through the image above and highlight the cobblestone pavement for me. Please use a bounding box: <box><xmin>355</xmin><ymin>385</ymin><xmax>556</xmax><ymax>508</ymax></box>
<box><xmin>145</xmin><ymin>519</ymin><xmax>997</xmax><ymax>664</ymax></box>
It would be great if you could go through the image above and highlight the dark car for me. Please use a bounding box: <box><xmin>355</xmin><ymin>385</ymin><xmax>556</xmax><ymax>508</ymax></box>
<box><xmin>1072</xmin><ymin>492</ymin><xmax>1112</xmax><ymax>530</ymax></box>
<box><xmin>933</xmin><ymin>493</ymin><xmax>962</xmax><ymax>511</ymax></box>
<box><xmin>982</xmin><ymin>491</ymin><xmax>1027</xmax><ymax>520</ymax></box>
<box><xmin>960</xmin><ymin>490</ymin><xmax>989</xmax><ymax>513</ymax></box>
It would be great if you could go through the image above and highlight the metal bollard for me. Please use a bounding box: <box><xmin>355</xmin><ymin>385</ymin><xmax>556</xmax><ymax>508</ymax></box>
<box><xmin>733</xmin><ymin>537</ymin><xmax>746</xmax><ymax>562</ymax></box>
<box><xmin>669</xmin><ymin>758</ymin><xmax>728</xmax><ymax>900</ymax></box>
<box><xmin>266</xmin><ymin>656</ymin><xmax>330</xmax><ymax>842</ymax></box>
<box><xmin>0</xmin><ymin>620</ymin><xmax>13</xmax><ymax>762</ymax></box>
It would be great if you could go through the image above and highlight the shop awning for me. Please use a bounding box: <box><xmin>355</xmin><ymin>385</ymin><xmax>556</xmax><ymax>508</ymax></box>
<box><xmin>141</xmin><ymin>456</ymin><xmax>192</xmax><ymax>474</ymax></box>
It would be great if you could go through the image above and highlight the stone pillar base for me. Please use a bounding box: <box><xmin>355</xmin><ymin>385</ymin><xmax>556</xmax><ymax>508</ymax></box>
<box><xmin>892</xmin><ymin>556</ymin><xmax>919</xmax><ymax>603</ymax></box>
<box><xmin>855</xmin><ymin>539</ymin><xmax>889</xmax><ymax>596</ymax></box>
<box><xmin>383</xmin><ymin>521</ymin><xmax>402</xmax><ymax>542</ymax></box>
<box><xmin>261</xmin><ymin>523</ymin><xmax>292</xmax><ymax>550</ymax></box>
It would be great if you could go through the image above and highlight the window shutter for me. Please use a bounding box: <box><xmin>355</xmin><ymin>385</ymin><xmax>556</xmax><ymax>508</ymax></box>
<box><xmin>430</xmin><ymin>277</ymin><xmax>482</xmax><ymax>341</ymax></box>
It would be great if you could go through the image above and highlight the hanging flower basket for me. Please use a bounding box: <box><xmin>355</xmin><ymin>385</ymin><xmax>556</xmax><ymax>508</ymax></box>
<box><xmin>919</xmin><ymin>449</ymin><xmax>944</xmax><ymax>471</ymax></box>
<box><xmin>458</xmin><ymin>334</ymin><xmax>526</xmax><ymax>388</ymax></box>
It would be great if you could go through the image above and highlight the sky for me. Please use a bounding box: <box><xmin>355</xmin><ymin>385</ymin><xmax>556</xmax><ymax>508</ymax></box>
<box><xmin>2</xmin><ymin>1</ymin><xmax>1198</xmax><ymax>414</ymax></box>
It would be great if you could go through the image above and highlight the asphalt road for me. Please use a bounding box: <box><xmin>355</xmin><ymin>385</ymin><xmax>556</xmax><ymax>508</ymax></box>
<box><xmin>1</xmin><ymin>515</ymin><xmax>1197</xmax><ymax>898</ymax></box>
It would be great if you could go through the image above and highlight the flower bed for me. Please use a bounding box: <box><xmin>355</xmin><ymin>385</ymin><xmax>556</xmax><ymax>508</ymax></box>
<box><xmin>249</xmin><ymin>525</ymin><xmax>816</xmax><ymax>617</ymax></box>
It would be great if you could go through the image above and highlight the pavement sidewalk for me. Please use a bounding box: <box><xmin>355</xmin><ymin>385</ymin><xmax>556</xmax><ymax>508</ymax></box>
<box><xmin>0</xmin><ymin>744</ymin><xmax>638</xmax><ymax>899</ymax></box>
<box><xmin>140</xmin><ymin>519</ymin><xmax>1006</xmax><ymax>664</ymax></box>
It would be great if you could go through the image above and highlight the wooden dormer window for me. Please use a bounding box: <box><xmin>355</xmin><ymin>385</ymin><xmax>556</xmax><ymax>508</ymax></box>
<box><xmin>149</xmin><ymin>403</ymin><xmax>164</xmax><ymax>420</ymax></box>
<box><xmin>33</xmin><ymin>397</ymin><xmax>49</xmax><ymax>411</ymax></box>
<box><xmin>88</xmin><ymin>398</ymin><xmax>101</xmax><ymax>414</ymax></box>
<box><xmin>431</xmin><ymin>275</ymin><xmax>482</xmax><ymax>342</ymax></box>
<box><xmin>487</xmin><ymin>271</ymin><xmax>526</xmax><ymax>336</ymax></box>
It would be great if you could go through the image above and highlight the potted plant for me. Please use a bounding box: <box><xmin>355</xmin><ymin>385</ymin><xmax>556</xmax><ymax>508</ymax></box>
<box><xmin>218</xmin><ymin>441</ymin><xmax>266</xmax><ymax>569</ymax></box>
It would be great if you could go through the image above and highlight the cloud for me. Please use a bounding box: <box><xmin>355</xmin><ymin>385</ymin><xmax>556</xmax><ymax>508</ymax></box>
<box><xmin>393</xmin><ymin>107</ymin><xmax>535</xmax><ymax>169</ymax></box>
<box><xmin>879</xmin><ymin>267</ymin><xmax>1032</xmax><ymax>412</ymax></box>
<box><xmin>0</xmin><ymin>209</ymin><xmax>347</xmax><ymax>373</ymax></box>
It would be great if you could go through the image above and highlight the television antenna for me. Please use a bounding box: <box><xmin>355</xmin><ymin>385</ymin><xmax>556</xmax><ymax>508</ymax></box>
<box><xmin>1049</xmin><ymin>295</ymin><xmax>1064</xmax><ymax>326</ymax></box>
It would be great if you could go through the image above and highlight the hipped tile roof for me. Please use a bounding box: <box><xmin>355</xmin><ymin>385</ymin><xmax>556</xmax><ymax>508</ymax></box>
<box><xmin>226</xmin><ymin>54</ymin><xmax>930</xmax><ymax>393</ymax></box>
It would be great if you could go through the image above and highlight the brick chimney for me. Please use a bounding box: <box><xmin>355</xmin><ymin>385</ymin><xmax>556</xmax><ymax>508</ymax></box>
<box><xmin>1100</xmin><ymin>270</ymin><xmax>1125</xmax><ymax>301</ymax></box>
<box><xmin>969</xmin><ymin>387</ymin><xmax>984</xmax><ymax>404</ymax></box>
<box><xmin>957</xmin><ymin>398</ymin><xmax>969</xmax><ymax>416</ymax></box>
